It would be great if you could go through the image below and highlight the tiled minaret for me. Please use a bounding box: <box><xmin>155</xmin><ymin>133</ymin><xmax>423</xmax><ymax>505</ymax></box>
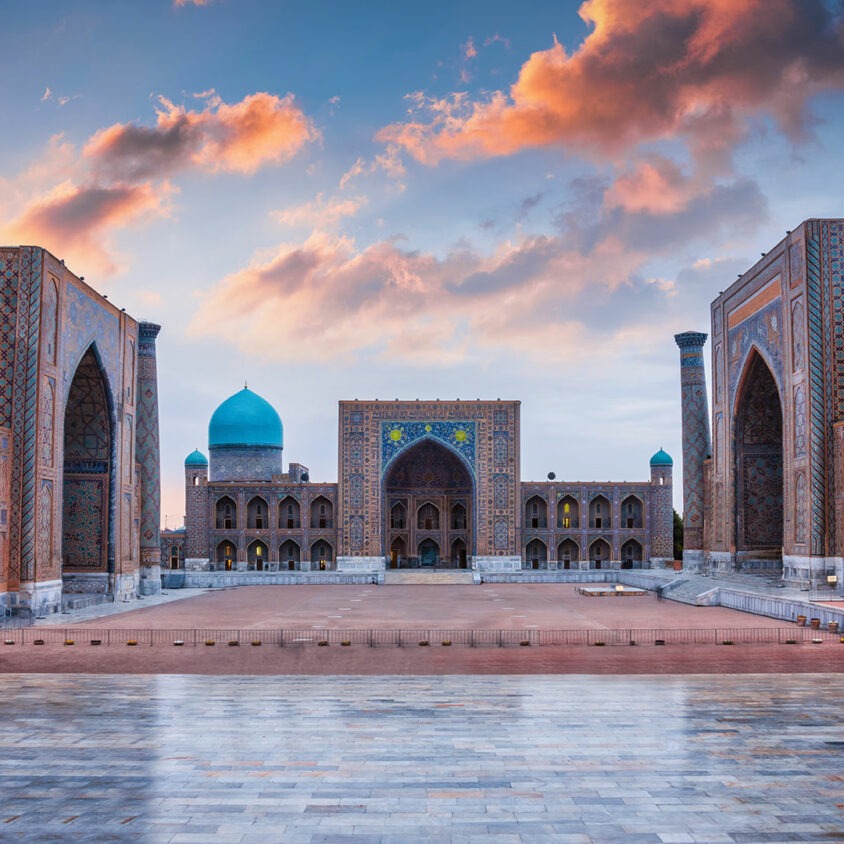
<box><xmin>674</xmin><ymin>332</ymin><xmax>711</xmax><ymax>571</ymax></box>
<box><xmin>137</xmin><ymin>322</ymin><xmax>162</xmax><ymax>595</ymax></box>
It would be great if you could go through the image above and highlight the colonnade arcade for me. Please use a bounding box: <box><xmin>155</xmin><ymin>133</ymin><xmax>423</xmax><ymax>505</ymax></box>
<box><xmin>209</xmin><ymin>492</ymin><xmax>335</xmax><ymax>570</ymax></box>
<box><xmin>383</xmin><ymin>439</ymin><xmax>473</xmax><ymax>568</ymax></box>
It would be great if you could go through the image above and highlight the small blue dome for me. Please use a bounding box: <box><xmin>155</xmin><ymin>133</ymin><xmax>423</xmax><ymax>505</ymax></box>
<box><xmin>650</xmin><ymin>448</ymin><xmax>673</xmax><ymax>467</ymax></box>
<box><xmin>208</xmin><ymin>387</ymin><xmax>283</xmax><ymax>449</ymax></box>
<box><xmin>185</xmin><ymin>449</ymin><xmax>208</xmax><ymax>467</ymax></box>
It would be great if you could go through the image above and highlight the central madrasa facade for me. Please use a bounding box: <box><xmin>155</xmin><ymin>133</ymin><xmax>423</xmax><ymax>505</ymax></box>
<box><xmin>172</xmin><ymin>391</ymin><xmax>674</xmax><ymax>574</ymax></box>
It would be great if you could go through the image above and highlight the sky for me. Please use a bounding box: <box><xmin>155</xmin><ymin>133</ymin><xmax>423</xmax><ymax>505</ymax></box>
<box><xmin>2</xmin><ymin>0</ymin><xmax>844</xmax><ymax>529</ymax></box>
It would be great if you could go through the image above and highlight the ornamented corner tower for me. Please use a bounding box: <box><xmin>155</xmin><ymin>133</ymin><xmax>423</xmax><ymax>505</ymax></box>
<box><xmin>674</xmin><ymin>331</ymin><xmax>711</xmax><ymax>571</ymax></box>
<box><xmin>136</xmin><ymin>322</ymin><xmax>162</xmax><ymax>595</ymax></box>
<box><xmin>649</xmin><ymin>449</ymin><xmax>674</xmax><ymax>564</ymax></box>
<box><xmin>184</xmin><ymin>449</ymin><xmax>210</xmax><ymax>568</ymax></box>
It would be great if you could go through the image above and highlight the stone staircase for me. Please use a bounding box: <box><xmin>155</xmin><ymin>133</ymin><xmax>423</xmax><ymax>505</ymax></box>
<box><xmin>661</xmin><ymin>578</ymin><xmax>718</xmax><ymax>606</ymax></box>
<box><xmin>61</xmin><ymin>593</ymin><xmax>110</xmax><ymax>612</ymax></box>
<box><xmin>383</xmin><ymin>570</ymin><xmax>475</xmax><ymax>585</ymax></box>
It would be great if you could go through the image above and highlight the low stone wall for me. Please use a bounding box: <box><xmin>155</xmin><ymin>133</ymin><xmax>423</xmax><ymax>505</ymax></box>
<box><xmin>337</xmin><ymin>557</ymin><xmax>386</xmax><ymax>572</ymax></box>
<box><xmin>183</xmin><ymin>571</ymin><xmax>383</xmax><ymax>588</ymax></box>
<box><xmin>472</xmin><ymin>557</ymin><xmax>522</xmax><ymax>572</ymax></box>
<box><xmin>717</xmin><ymin>588</ymin><xmax>844</xmax><ymax>627</ymax></box>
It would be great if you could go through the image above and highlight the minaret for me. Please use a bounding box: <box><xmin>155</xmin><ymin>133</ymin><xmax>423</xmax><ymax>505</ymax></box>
<box><xmin>137</xmin><ymin>321</ymin><xmax>162</xmax><ymax>595</ymax></box>
<box><xmin>674</xmin><ymin>332</ymin><xmax>711</xmax><ymax>571</ymax></box>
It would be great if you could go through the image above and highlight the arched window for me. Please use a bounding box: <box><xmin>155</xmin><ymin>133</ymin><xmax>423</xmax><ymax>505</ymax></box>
<box><xmin>525</xmin><ymin>495</ymin><xmax>547</xmax><ymax>529</ymax></box>
<box><xmin>589</xmin><ymin>496</ymin><xmax>611</xmax><ymax>530</ymax></box>
<box><xmin>450</xmin><ymin>503</ymin><xmax>467</xmax><ymax>530</ymax></box>
<box><xmin>589</xmin><ymin>538</ymin><xmax>611</xmax><ymax>569</ymax></box>
<box><xmin>390</xmin><ymin>502</ymin><xmax>406</xmax><ymax>530</ymax></box>
<box><xmin>247</xmin><ymin>539</ymin><xmax>268</xmax><ymax>570</ymax></box>
<box><xmin>279</xmin><ymin>496</ymin><xmax>300</xmax><ymax>529</ymax></box>
<box><xmin>525</xmin><ymin>538</ymin><xmax>547</xmax><ymax>569</ymax></box>
<box><xmin>215</xmin><ymin>539</ymin><xmax>236</xmax><ymax>571</ymax></box>
<box><xmin>247</xmin><ymin>496</ymin><xmax>269</xmax><ymax>530</ymax></box>
<box><xmin>279</xmin><ymin>539</ymin><xmax>300</xmax><ymax>571</ymax></box>
<box><xmin>557</xmin><ymin>496</ymin><xmax>579</xmax><ymax>529</ymax></box>
<box><xmin>621</xmin><ymin>496</ymin><xmax>643</xmax><ymax>530</ymax></box>
<box><xmin>310</xmin><ymin>496</ymin><xmax>333</xmax><ymax>529</ymax></box>
<box><xmin>417</xmin><ymin>502</ymin><xmax>440</xmax><ymax>531</ymax></box>
<box><xmin>620</xmin><ymin>539</ymin><xmax>643</xmax><ymax>569</ymax></box>
<box><xmin>557</xmin><ymin>539</ymin><xmax>579</xmax><ymax>569</ymax></box>
<box><xmin>311</xmin><ymin>540</ymin><xmax>333</xmax><ymax>568</ymax></box>
<box><xmin>215</xmin><ymin>497</ymin><xmax>237</xmax><ymax>530</ymax></box>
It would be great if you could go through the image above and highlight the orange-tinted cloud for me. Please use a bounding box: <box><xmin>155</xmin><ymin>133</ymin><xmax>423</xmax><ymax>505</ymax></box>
<box><xmin>85</xmin><ymin>91</ymin><xmax>318</xmax><ymax>179</ymax></box>
<box><xmin>604</xmin><ymin>157</ymin><xmax>699</xmax><ymax>215</ymax></box>
<box><xmin>1</xmin><ymin>180</ymin><xmax>170</xmax><ymax>275</ymax></box>
<box><xmin>378</xmin><ymin>0</ymin><xmax>844</xmax><ymax>165</ymax></box>
<box><xmin>273</xmin><ymin>193</ymin><xmax>368</xmax><ymax>228</ymax></box>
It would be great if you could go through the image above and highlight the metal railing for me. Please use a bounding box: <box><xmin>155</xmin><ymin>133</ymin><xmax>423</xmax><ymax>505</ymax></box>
<box><xmin>1</xmin><ymin>625</ymin><xmax>840</xmax><ymax>647</ymax></box>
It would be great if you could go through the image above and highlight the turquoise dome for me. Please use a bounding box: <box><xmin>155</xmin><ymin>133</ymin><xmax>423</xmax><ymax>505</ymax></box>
<box><xmin>208</xmin><ymin>387</ymin><xmax>283</xmax><ymax>449</ymax></box>
<box><xmin>184</xmin><ymin>449</ymin><xmax>208</xmax><ymax>467</ymax></box>
<box><xmin>650</xmin><ymin>448</ymin><xmax>673</xmax><ymax>467</ymax></box>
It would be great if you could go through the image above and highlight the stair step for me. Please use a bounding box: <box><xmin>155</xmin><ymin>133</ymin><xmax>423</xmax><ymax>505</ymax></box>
<box><xmin>383</xmin><ymin>570</ymin><xmax>474</xmax><ymax>585</ymax></box>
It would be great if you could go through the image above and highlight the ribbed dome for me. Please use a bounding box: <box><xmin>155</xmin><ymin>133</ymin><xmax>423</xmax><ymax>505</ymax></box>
<box><xmin>650</xmin><ymin>448</ymin><xmax>673</xmax><ymax>467</ymax></box>
<box><xmin>208</xmin><ymin>387</ymin><xmax>283</xmax><ymax>449</ymax></box>
<box><xmin>184</xmin><ymin>448</ymin><xmax>208</xmax><ymax>467</ymax></box>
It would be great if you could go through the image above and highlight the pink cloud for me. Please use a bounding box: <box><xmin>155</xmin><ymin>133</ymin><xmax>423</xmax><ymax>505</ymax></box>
<box><xmin>1</xmin><ymin>180</ymin><xmax>171</xmax><ymax>275</ymax></box>
<box><xmin>378</xmin><ymin>0</ymin><xmax>844</xmax><ymax>166</ymax></box>
<box><xmin>273</xmin><ymin>193</ymin><xmax>368</xmax><ymax>228</ymax></box>
<box><xmin>85</xmin><ymin>91</ymin><xmax>318</xmax><ymax>179</ymax></box>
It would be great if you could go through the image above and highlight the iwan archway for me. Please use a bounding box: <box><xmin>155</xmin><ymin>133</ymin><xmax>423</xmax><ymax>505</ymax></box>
<box><xmin>383</xmin><ymin>438</ymin><xmax>473</xmax><ymax>568</ymax></box>
<box><xmin>733</xmin><ymin>350</ymin><xmax>784</xmax><ymax>573</ymax></box>
<box><xmin>61</xmin><ymin>345</ymin><xmax>115</xmax><ymax>595</ymax></box>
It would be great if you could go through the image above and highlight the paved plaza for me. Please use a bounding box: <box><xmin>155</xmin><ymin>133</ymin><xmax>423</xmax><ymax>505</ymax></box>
<box><xmin>1</xmin><ymin>673</ymin><xmax>843</xmax><ymax>843</ymax></box>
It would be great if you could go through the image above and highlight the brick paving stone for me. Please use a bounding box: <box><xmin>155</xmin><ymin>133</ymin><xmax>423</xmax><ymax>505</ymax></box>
<box><xmin>1</xmin><ymin>674</ymin><xmax>843</xmax><ymax>842</ymax></box>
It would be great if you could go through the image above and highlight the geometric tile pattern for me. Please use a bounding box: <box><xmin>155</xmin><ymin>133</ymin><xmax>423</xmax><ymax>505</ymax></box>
<box><xmin>136</xmin><ymin>323</ymin><xmax>161</xmax><ymax>563</ymax></box>
<box><xmin>2</xmin><ymin>673</ymin><xmax>844</xmax><ymax>843</ymax></box>
<box><xmin>339</xmin><ymin>401</ymin><xmax>520</xmax><ymax>558</ymax></box>
<box><xmin>675</xmin><ymin>332</ymin><xmax>710</xmax><ymax>551</ymax></box>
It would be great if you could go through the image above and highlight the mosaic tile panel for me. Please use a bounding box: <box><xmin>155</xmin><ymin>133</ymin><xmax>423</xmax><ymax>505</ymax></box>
<box><xmin>381</xmin><ymin>420</ymin><xmax>476</xmax><ymax>473</ymax></box>
<box><xmin>136</xmin><ymin>323</ymin><xmax>161</xmax><ymax>561</ymax></box>
<box><xmin>675</xmin><ymin>332</ymin><xmax>710</xmax><ymax>551</ymax></box>
<box><xmin>61</xmin><ymin>476</ymin><xmax>106</xmax><ymax>570</ymax></box>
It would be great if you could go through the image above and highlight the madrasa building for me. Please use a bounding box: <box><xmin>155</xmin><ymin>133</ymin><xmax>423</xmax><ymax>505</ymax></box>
<box><xmin>676</xmin><ymin>218</ymin><xmax>844</xmax><ymax>588</ymax></box>
<box><xmin>0</xmin><ymin>246</ymin><xmax>162</xmax><ymax>615</ymax></box>
<box><xmin>168</xmin><ymin>390</ymin><xmax>675</xmax><ymax>575</ymax></box>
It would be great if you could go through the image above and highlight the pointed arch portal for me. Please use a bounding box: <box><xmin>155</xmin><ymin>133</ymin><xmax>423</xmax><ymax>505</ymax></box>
<box><xmin>61</xmin><ymin>346</ymin><xmax>115</xmax><ymax>592</ymax></box>
<box><xmin>384</xmin><ymin>438</ymin><xmax>473</xmax><ymax>568</ymax></box>
<box><xmin>734</xmin><ymin>352</ymin><xmax>784</xmax><ymax>564</ymax></box>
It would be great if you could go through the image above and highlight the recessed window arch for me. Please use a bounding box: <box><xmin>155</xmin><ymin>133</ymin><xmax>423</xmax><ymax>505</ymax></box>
<box><xmin>589</xmin><ymin>495</ymin><xmax>611</xmax><ymax>530</ymax></box>
<box><xmin>279</xmin><ymin>496</ymin><xmax>300</xmax><ymax>529</ymax></box>
<box><xmin>310</xmin><ymin>496</ymin><xmax>333</xmax><ymax>529</ymax></box>
<box><xmin>557</xmin><ymin>495</ymin><xmax>579</xmax><ymax>529</ymax></box>
<box><xmin>390</xmin><ymin>501</ymin><xmax>406</xmax><ymax>530</ymax></box>
<box><xmin>215</xmin><ymin>496</ymin><xmax>237</xmax><ymax>530</ymax></box>
<box><xmin>247</xmin><ymin>495</ymin><xmax>269</xmax><ymax>530</ymax></box>
<box><xmin>417</xmin><ymin>501</ymin><xmax>440</xmax><ymax>531</ymax></box>
<box><xmin>621</xmin><ymin>495</ymin><xmax>643</xmax><ymax>530</ymax></box>
<box><xmin>525</xmin><ymin>495</ymin><xmax>547</xmax><ymax>529</ymax></box>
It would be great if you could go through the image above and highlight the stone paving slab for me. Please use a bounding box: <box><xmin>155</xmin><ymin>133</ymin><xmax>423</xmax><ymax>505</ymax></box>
<box><xmin>1</xmin><ymin>674</ymin><xmax>843</xmax><ymax>843</ymax></box>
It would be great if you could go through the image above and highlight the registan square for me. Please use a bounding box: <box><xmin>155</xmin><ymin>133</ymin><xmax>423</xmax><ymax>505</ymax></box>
<box><xmin>2</xmin><ymin>2</ymin><xmax>844</xmax><ymax>843</ymax></box>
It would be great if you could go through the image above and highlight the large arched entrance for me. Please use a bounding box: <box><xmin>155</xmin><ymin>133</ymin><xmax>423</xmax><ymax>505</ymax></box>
<box><xmin>734</xmin><ymin>351</ymin><xmax>783</xmax><ymax>572</ymax></box>
<box><xmin>384</xmin><ymin>439</ymin><xmax>473</xmax><ymax>568</ymax></box>
<box><xmin>61</xmin><ymin>346</ymin><xmax>114</xmax><ymax>594</ymax></box>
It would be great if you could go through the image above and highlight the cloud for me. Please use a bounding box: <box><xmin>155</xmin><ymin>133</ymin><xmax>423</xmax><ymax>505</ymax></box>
<box><xmin>339</xmin><ymin>145</ymin><xmax>406</xmax><ymax>190</ymax></box>
<box><xmin>41</xmin><ymin>86</ymin><xmax>77</xmax><ymax>107</ymax></box>
<box><xmin>273</xmin><ymin>193</ymin><xmax>368</xmax><ymax>228</ymax></box>
<box><xmin>189</xmin><ymin>151</ymin><xmax>771</xmax><ymax>369</ymax></box>
<box><xmin>85</xmin><ymin>91</ymin><xmax>318</xmax><ymax>179</ymax></box>
<box><xmin>174</xmin><ymin>0</ymin><xmax>212</xmax><ymax>6</ymax></box>
<box><xmin>378</xmin><ymin>0</ymin><xmax>844</xmax><ymax>166</ymax></box>
<box><xmin>0</xmin><ymin>180</ymin><xmax>171</xmax><ymax>275</ymax></box>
